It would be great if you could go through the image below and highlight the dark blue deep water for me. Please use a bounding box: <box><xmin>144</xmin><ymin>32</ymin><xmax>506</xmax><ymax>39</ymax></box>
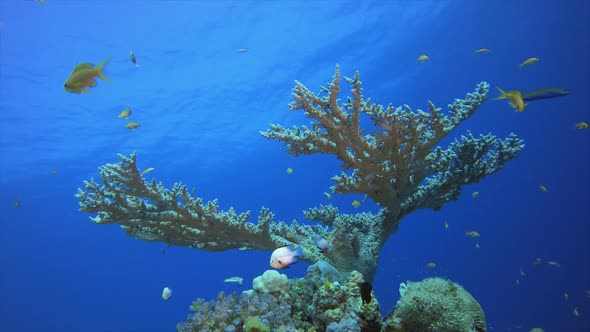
<box><xmin>1</xmin><ymin>1</ymin><xmax>589</xmax><ymax>332</ymax></box>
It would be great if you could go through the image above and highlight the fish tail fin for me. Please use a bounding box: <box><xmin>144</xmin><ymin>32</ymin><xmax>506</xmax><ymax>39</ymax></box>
<box><xmin>494</xmin><ymin>86</ymin><xmax>508</xmax><ymax>100</ymax></box>
<box><xmin>95</xmin><ymin>57</ymin><xmax>112</xmax><ymax>81</ymax></box>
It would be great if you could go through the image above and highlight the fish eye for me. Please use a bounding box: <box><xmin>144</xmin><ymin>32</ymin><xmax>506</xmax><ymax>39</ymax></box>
<box><xmin>64</xmin><ymin>84</ymin><xmax>68</xmax><ymax>88</ymax></box>
<box><xmin>278</xmin><ymin>260</ymin><xmax>282</xmax><ymax>264</ymax></box>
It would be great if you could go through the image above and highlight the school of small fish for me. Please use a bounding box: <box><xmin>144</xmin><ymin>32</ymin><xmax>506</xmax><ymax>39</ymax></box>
<box><xmin>6</xmin><ymin>5</ymin><xmax>589</xmax><ymax>322</ymax></box>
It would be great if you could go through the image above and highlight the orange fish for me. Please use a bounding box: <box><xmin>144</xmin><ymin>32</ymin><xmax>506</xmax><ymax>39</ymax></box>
<box><xmin>495</xmin><ymin>87</ymin><xmax>526</xmax><ymax>111</ymax></box>
<box><xmin>520</xmin><ymin>57</ymin><xmax>539</xmax><ymax>68</ymax></box>
<box><xmin>64</xmin><ymin>58</ymin><xmax>111</xmax><ymax>94</ymax></box>
<box><xmin>417</xmin><ymin>54</ymin><xmax>430</xmax><ymax>62</ymax></box>
<box><xmin>126</xmin><ymin>122</ymin><xmax>140</xmax><ymax>130</ymax></box>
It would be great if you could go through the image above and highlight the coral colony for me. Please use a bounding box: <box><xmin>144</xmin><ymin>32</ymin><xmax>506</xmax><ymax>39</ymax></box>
<box><xmin>77</xmin><ymin>66</ymin><xmax>522</xmax><ymax>331</ymax></box>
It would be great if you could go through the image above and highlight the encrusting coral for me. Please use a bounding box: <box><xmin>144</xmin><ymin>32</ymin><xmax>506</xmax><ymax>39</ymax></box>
<box><xmin>176</xmin><ymin>262</ymin><xmax>382</xmax><ymax>332</ymax></box>
<box><xmin>176</xmin><ymin>263</ymin><xmax>485</xmax><ymax>331</ymax></box>
<box><xmin>76</xmin><ymin>65</ymin><xmax>523</xmax><ymax>281</ymax></box>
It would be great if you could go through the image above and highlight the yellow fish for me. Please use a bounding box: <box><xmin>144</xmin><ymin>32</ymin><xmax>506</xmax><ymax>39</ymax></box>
<box><xmin>14</xmin><ymin>198</ymin><xmax>20</xmax><ymax>208</ymax></box>
<box><xmin>417</xmin><ymin>54</ymin><xmax>430</xmax><ymax>62</ymax></box>
<box><xmin>141</xmin><ymin>167</ymin><xmax>155</xmax><ymax>175</ymax></box>
<box><xmin>495</xmin><ymin>87</ymin><xmax>526</xmax><ymax>111</ymax></box>
<box><xmin>472</xmin><ymin>191</ymin><xmax>479</xmax><ymax>199</ymax></box>
<box><xmin>534</xmin><ymin>257</ymin><xmax>542</xmax><ymax>265</ymax></box>
<box><xmin>426</xmin><ymin>262</ymin><xmax>436</xmax><ymax>269</ymax></box>
<box><xmin>520</xmin><ymin>267</ymin><xmax>525</xmax><ymax>276</ymax></box>
<box><xmin>520</xmin><ymin>57</ymin><xmax>540</xmax><ymax>68</ymax></box>
<box><xmin>323</xmin><ymin>192</ymin><xmax>332</xmax><ymax>200</ymax></box>
<box><xmin>475</xmin><ymin>243</ymin><xmax>480</xmax><ymax>249</ymax></box>
<box><xmin>237</xmin><ymin>48</ymin><xmax>249</xmax><ymax>53</ymax></box>
<box><xmin>444</xmin><ymin>221</ymin><xmax>449</xmax><ymax>229</ymax></box>
<box><xmin>547</xmin><ymin>261</ymin><xmax>560</xmax><ymax>267</ymax></box>
<box><xmin>51</xmin><ymin>169</ymin><xmax>57</xmax><ymax>175</ymax></box>
<box><xmin>286</xmin><ymin>167</ymin><xmax>293</xmax><ymax>174</ymax></box>
<box><xmin>575</xmin><ymin>122</ymin><xmax>588</xmax><ymax>129</ymax></box>
<box><xmin>352</xmin><ymin>200</ymin><xmax>361</xmax><ymax>208</ymax></box>
<box><xmin>539</xmin><ymin>185</ymin><xmax>548</xmax><ymax>193</ymax></box>
<box><xmin>324</xmin><ymin>277</ymin><xmax>331</xmax><ymax>290</ymax></box>
<box><xmin>126</xmin><ymin>122</ymin><xmax>140</xmax><ymax>130</ymax></box>
<box><xmin>64</xmin><ymin>58</ymin><xmax>111</xmax><ymax>94</ymax></box>
<box><xmin>118</xmin><ymin>108</ymin><xmax>132</xmax><ymax>119</ymax></box>
<box><xmin>573</xmin><ymin>307</ymin><xmax>580</xmax><ymax>318</ymax></box>
<box><xmin>474</xmin><ymin>48</ymin><xmax>492</xmax><ymax>53</ymax></box>
<box><xmin>465</xmin><ymin>231</ymin><xmax>480</xmax><ymax>238</ymax></box>
<box><xmin>516</xmin><ymin>279</ymin><xmax>520</xmax><ymax>286</ymax></box>
<box><xmin>564</xmin><ymin>293</ymin><xmax>569</xmax><ymax>301</ymax></box>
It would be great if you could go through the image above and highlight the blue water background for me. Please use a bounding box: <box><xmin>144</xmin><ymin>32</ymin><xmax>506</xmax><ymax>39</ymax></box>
<box><xmin>1</xmin><ymin>1</ymin><xmax>589</xmax><ymax>331</ymax></box>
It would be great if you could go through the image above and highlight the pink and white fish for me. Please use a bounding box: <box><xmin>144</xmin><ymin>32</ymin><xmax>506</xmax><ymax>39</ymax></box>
<box><xmin>315</xmin><ymin>238</ymin><xmax>330</xmax><ymax>253</ymax></box>
<box><xmin>270</xmin><ymin>245</ymin><xmax>303</xmax><ymax>269</ymax></box>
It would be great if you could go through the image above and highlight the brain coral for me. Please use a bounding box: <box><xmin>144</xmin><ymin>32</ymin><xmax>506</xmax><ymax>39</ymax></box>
<box><xmin>382</xmin><ymin>277</ymin><xmax>486</xmax><ymax>332</ymax></box>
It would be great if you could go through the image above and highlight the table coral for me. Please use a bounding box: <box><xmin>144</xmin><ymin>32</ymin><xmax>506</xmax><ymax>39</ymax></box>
<box><xmin>76</xmin><ymin>65</ymin><xmax>523</xmax><ymax>281</ymax></box>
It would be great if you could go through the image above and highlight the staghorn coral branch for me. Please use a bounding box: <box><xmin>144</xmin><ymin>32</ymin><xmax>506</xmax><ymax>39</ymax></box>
<box><xmin>261</xmin><ymin>65</ymin><xmax>524</xmax><ymax>263</ymax></box>
<box><xmin>260</xmin><ymin>65</ymin><xmax>518</xmax><ymax>218</ymax></box>
<box><xmin>76</xmin><ymin>152</ymin><xmax>327</xmax><ymax>253</ymax></box>
<box><xmin>78</xmin><ymin>65</ymin><xmax>523</xmax><ymax>281</ymax></box>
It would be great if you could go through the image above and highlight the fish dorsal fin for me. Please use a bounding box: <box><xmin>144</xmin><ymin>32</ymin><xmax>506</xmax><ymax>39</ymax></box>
<box><xmin>72</xmin><ymin>63</ymin><xmax>94</xmax><ymax>73</ymax></box>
